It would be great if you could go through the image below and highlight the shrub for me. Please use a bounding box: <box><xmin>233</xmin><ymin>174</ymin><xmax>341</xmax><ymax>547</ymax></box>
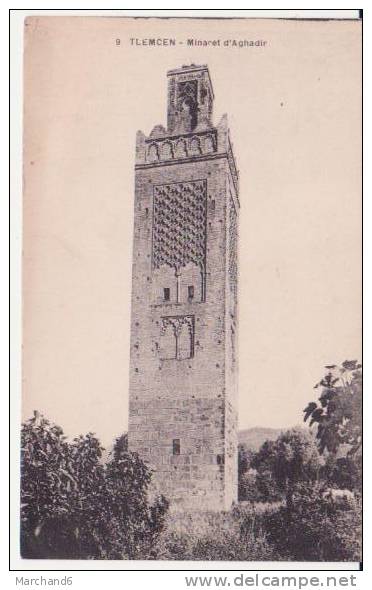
<box><xmin>252</xmin><ymin>429</ymin><xmax>324</xmax><ymax>510</ymax></box>
<box><xmin>265</xmin><ymin>483</ymin><xmax>361</xmax><ymax>561</ymax></box>
<box><xmin>322</xmin><ymin>454</ymin><xmax>362</xmax><ymax>493</ymax></box>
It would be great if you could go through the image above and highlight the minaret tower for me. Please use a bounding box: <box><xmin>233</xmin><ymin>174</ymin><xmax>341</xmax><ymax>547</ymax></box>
<box><xmin>128</xmin><ymin>65</ymin><xmax>239</xmax><ymax>510</ymax></box>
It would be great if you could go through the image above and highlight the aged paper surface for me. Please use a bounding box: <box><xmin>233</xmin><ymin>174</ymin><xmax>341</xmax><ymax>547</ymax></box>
<box><xmin>21</xmin><ymin>15</ymin><xmax>361</xmax><ymax>563</ymax></box>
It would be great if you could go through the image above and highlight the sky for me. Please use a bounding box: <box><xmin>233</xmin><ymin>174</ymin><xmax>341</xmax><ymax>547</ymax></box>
<box><xmin>22</xmin><ymin>16</ymin><xmax>361</xmax><ymax>447</ymax></box>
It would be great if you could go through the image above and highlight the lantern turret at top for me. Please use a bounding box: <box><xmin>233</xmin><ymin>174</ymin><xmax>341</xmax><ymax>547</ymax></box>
<box><xmin>166</xmin><ymin>64</ymin><xmax>214</xmax><ymax>134</ymax></box>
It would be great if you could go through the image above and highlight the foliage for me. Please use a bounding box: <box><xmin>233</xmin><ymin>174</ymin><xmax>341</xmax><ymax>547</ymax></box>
<box><xmin>252</xmin><ymin>428</ymin><xmax>323</xmax><ymax>508</ymax></box>
<box><xmin>21</xmin><ymin>411</ymin><xmax>80</xmax><ymax>558</ymax></box>
<box><xmin>239</xmin><ymin>467</ymin><xmax>283</xmax><ymax>503</ymax></box>
<box><xmin>238</xmin><ymin>443</ymin><xmax>254</xmax><ymax>479</ymax></box>
<box><xmin>104</xmin><ymin>434</ymin><xmax>169</xmax><ymax>558</ymax></box>
<box><xmin>265</xmin><ymin>482</ymin><xmax>362</xmax><ymax>561</ymax></box>
<box><xmin>254</xmin><ymin>470</ymin><xmax>284</xmax><ymax>503</ymax></box>
<box><xmin>304</xmin><ymin>360</ymin><xmax>362</xmax><ymax>456</ymax></box>
<box><xmin>238</xmin><ymin>444</ymin><xmax>260</xmax><ymax>501</ymax></box>
<box><xmin>238</xmin><ymin>442</ymin><xmax>284</xmax><ymax>503</ymax></box>
<box><xmin>21</xmin><ymin>413</ymin><xmax>168</xmax><ymax>559</ymax></box>
<box><xmin>111</xmin><ymin>432</ymin><xmax>128</xmax><ymax>457</ymax></box>
<box><xmin>153</xmin><ymin>488</ymin><xmax>361</xmax><ymax>562</ymax></box>
<box><xmin>153</xmin><ymin>505</ymin><xmax>277</xmax><ymax>561</ymax></box>
<box><xmin>21</xmin><ymin>366</ymin><xmax>362</xmax><ymax>562</ymax></box>
<box><xmin>321</xmin><ymin>454</ymin><xmax>362</xmax><ymax>493</ymax></box>
<box><xmin>238</xmin><ymin>469</ymin><xmax>258</xmax><ymax>502</ymax></box>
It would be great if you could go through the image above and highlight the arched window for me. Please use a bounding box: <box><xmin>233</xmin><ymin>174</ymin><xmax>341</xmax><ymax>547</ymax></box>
<box><xmin>204</xmin><ymin>135</ymin><xmax>214</xmax><ymax>153</ymax></box>
<box><xmin>181</xmin><ymin>97</ymin><xmax>197</xmax><ymax>131</ymax></box>
<box><xmin>177</xmin><ymin>80</ymin><xmax>198</xmax><ymax>130</ymax></box>
<box><xmin>147</xmin><ymin>143</ymin><xmax>158</xmax><ymax>162</ymax></box>
<box><xmin>189</xmin><ymin>136</ymin><xmax>201</xmax><ymax>155</ymax></box>
<box><xmin>175</xmin><ymin>139</ymin><xmax>187</xmax><ymax>158</ymax></box>
<box><xmin>159</xmin><ymin>141</ymin><xmax>173</xmax><ymax>161</ymax></box>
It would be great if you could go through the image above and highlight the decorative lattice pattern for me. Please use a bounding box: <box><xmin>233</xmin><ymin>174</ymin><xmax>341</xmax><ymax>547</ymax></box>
<box><xmin>152</xmin><ymin>181</ymin><xmax>207</xmax><ymax>272</ymax></box>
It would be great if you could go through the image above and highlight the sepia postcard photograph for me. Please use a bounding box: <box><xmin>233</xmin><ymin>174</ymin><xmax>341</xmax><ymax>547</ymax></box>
<box><xmin>11</xmin><ymin>10</ymin><xmax>362</xmax><ymax>569</ymax></box>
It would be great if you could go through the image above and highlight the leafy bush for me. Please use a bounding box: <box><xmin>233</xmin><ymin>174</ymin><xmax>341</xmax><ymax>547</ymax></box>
<box><xmin>239</xmin><ymin>468</ymin><xmax>284</xmax><ymax>503</ymax></box>
<box><xmin>321</xmin><ymin>454</ymin><xmax>362</xmax><ymax>493</ymax></box>
<box><xmin>265</xmin><ymin>483</ymin><xmax>361</xmax><ymax>561</ymax></box>
<box><xmin>250</xmin><ymin>428</ymin><xmax>323</xmax><ymax>509</ymax></box>
<box><xmin>304</xmin><ymin>361</ymin><xmax>362</xmax><ymax>455</ymax></box>
<box><xmin>238</xmin><ymin>429</ymin><xmax>324</xmax><ymax>505</ymax></box>
<box><xmin>21</xmin><ymin>413</ymin><xmax>168</xmax><ymax>559</ymax></box>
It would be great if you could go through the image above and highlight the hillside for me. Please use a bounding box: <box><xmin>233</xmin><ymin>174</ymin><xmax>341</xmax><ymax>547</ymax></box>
<box><xmin>238</xmin><ymin>427</ymin><xmax>283</xmax><ymax>451</ymax></box>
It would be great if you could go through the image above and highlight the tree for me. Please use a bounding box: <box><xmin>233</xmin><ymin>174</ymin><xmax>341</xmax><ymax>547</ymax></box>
<box><xmin>103</xmin><ymin>434</ymin><xmax>169</xmax><ymax>558</ymax></box>
<box><xmin>321</xmin><ymin>454</ymin><xmax>362</xmax><ymax>493</ymax></box>
<box><xmin>254</xmin><ymin>469</ymin><xmax>283</xmax><ymax>503</ymax></box>
<box><xmin>238</xmin><ymin>444</ymin><xmax>255</xmax><ymax>501</ymax></box>
<box><xmin>252</xmin><ymin>429</ymin><xmax>323</xmax><ymax>509</ymax></box>
<box><xmin>21</xmin><ymin>413</ymin><xmax>169</xmax><ymax>559</ymax></box>
<box><xmin>238</xmin><ymin>443</ymin><xmax>253</xmax><ymax>476</ymax></box>
<box><xmin>238</xmin><ymin>441</ymin><xmax>284</xmax><ymax>503</ymax></box>
<box><xmin>21</xmin><ymin>411</ymin><xmax>78</xmax><ymax>558</ymax></box>
<box><xmin>304</xmin><ymin>360</ymin><xmax>362</xmax><ymax>456</ymax></box>
<box><xmin>69</xmin><ymin>433</ymin><xmax>107</xmax><ymax>558</ymax></box>
<box><xmin>111</xmin><ymin>432</ymin><xmax>128</xmax><ymax>455</ymax></box>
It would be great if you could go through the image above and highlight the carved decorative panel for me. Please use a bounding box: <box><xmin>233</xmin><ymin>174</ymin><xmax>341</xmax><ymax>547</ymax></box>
<box><xmin>152</xmin><ymin>180</ymin><xmax>207</xmax><ymax>273</ymax></box>
<box><xmin>160</xmin><ymin>315</ymin><xmax>195</xmax><ymax>360</ymax></box>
